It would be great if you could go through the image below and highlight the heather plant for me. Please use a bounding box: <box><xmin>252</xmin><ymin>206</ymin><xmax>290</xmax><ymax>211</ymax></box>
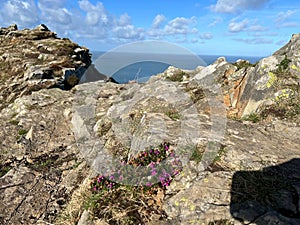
<box><xmin>87</xmin><ymin>142</ymin><xmax>182</xmax><ymax>224</ymax></box>
<box><xmin>90</xmin><ymin>142</ymin><xmax>182</xmax><ymax>192</ymax></box>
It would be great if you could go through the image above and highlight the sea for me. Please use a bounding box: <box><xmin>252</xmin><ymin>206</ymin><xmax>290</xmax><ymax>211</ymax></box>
<box><xmin>90</xmin><ymin>51</ymin><xmax>264</xmax><ymax>84</ymax></box>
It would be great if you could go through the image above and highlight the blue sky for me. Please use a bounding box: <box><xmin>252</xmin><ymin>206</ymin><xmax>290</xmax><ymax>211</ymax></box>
<box><xmin>0</xmin><ymin>0</ymin><xmax>299</xmax><ymax>56</ymax></box>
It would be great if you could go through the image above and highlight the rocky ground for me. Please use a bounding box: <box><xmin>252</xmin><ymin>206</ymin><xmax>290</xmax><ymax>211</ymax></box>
<box><xmin>0</xmin><ymin>24</ymin><xmax>299</xmax><ymax>225</ymax></box>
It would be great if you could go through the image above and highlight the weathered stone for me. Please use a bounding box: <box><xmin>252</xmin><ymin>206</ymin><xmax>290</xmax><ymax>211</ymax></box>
<box><xmin>0</xmin><ymin>24</ymin><xmax>91</xmax><ymax>110</ymax></box>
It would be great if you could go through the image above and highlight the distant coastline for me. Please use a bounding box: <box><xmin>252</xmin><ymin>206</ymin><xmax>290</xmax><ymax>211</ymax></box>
<box><xmin>91</xmin><ymin>51</ymin><xmax>264</xmax><ymax>65</ymax></box>
<box><xmin>90</xmin><ymin>51</ymin><xmax>264</xmax><ymax>83</ymax></box>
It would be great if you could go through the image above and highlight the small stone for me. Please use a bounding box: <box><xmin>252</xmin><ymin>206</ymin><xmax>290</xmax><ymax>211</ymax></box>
<box><xmin>25</xmin><ymin>126</ymin><xmax>33</xmax><ymax>140</ymax></box>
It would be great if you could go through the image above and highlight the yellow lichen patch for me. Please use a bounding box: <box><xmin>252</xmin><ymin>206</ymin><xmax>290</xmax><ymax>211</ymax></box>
<box><xmin>180</xmin><ymin>197</ymin><xmax>187</xmax><ymax>202</ymax></box>
<box><xmin>189</xmin><ymin>204</ymin><xmax>195</xmax><ymax>211</ymax></box>
<box><xmin>291</xmin><ymin>64</ymin><xmax>300</xmax><ymax>71</ymax></box>
<box><xmin>275</xmin><ymin>89</ymin><xmax>294</xmax><ymax>101</ymax></box>
<box><xmin>266</xmin><ymin>72</ymin><xmax>277</xmax><ymax>88</ymax></box>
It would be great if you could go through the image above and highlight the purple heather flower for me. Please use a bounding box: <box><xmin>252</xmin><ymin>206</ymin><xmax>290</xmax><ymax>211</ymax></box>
<box><xmin>151</xmin><ymin>170</ymin><xmax>157</xmax><ymax>176</ymax></box>
<box><xmin>109</xmin><ymin>175</ymin><xmax>115</xmax><ymax>180</ymax></box>
<box><xmin>97</xmin><ymin>176</ymin><xmax>104</xmax><ymax>183</ymax></box>
<box><xmin>146</xmin><ymin>182</ymin><xmax>152</xmax><ymax>187</ymax></box>
<box><xmin>164</xmin><ymin>145</ymin><xmax>169</xmax><ymax>151</ymax></box>
<box><xmin>149</xmin><ymin>162</ymin><xmax>156</xmax><ymax>169</ymax></box>
<box><xmin>154</xmin><ymin>150</ymin><xmax>160</xmax><ymax>155</ymax></box>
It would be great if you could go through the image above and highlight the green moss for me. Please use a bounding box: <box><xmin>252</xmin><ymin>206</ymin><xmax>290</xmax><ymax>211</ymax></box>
<box><xmin>9</xmin><ymin>120</ymin><xmax>19</xmax><ymax>125</ymax></box>
<box><xmin>18</xmin><ymin>129</ymin><xmax>28</xmax><ymax>135</ymax></box>
<box><xmin>190</xmin><ymin>148</ymin><xmax>203</xmax><ymax>163</ymax></box>
<box><xmin>165</xmin><ymin>109</ymin><xmax>181</xmax><ymax>120</ymax></box>
<box><xmin>212</xmin><ymin>145</ymin><xmax>227</xmax><ymax>164</ymax></box>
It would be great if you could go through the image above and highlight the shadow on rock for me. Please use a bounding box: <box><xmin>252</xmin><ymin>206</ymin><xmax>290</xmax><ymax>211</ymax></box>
<box><xmin>230</xmin><ymin>158</ymin><xmax>300</xmax><ymax>225</ymax></box>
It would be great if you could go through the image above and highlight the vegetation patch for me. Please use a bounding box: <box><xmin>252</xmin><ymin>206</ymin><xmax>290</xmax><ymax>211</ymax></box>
<box><xmin>18</xmin><ymin>129</ymin><xmax>28</xmax><ymax>135</ymax></box>
<box><xmin>261</xmin><ymin>94</ymin><xmax>300</xmax><ymax>119</ymax></box>
<box><xmin>232</xmin><ymin>60</ymin><xmax>256</xmax><ymax>71</ymax></box>
<box><xmin>242</xmin><ymin>112</ymin><xmax>261</xmax><ymax>123</ymax></box>
<box><xmin>86</xmin><ymin>142</ymin><xmax>182</xmax><ymax>224</ymax></box>
<box><xmin>0</xmin><ymin>163</ymin><xmax>12</xmax><ymax>177</ymax></box>
<box><xmin>166</xmin><ymin>70</ymin><xmax>189</xmax><ymax>82</ymax></box>
<box><xmin>190</xmin><ymin>146</ymin><xmax>204</xmax><ymax>163</ymax></box>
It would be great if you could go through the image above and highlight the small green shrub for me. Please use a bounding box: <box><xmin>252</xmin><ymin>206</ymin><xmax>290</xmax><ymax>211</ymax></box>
<box><xmin>233</xmin><ymin>61</ymin><xmax>256</xmax><ymax>71</ymax></box>
<box><xmin>165</xmin><ymin>109</ymin><xmax>181</xmax><ymax>120</ymax></box>
<box><xmin>277</xmin><ymin>55</ymin><xmax>291</xmax><ymax>72</ymax></box>
<box><xmin>166</xmin><ymin>70</ymin><xmax>189</xmax><ymax>82</ymax></box>
<box><xmin>242</xmin><ymin>112</ymin><xmax>260</xmax><ymax>123</ymax></box>
<box><xmin>190</xmin><ymin>148</ymin><xmax>203</xmax><ymax>163</ymax></box>
<box><xmin>18</xmin><ymin>129</ymin><xmax>28</xmax><ymax>135</ymax></box>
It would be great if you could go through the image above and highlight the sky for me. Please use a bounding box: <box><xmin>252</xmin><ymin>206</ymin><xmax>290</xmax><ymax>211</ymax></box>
<box><xmin>0</xmin><ymin>0</ymin><xmax>300</xmax><ymax>56</ymax></box>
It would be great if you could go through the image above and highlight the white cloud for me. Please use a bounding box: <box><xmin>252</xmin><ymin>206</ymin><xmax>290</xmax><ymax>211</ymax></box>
<box><xmin>38</xmin><ymin>1</ymin><xmax>72</xmax><ymax>26</ymax></box>
<box><xmin>250</xmin><ymin>32</ymin><xmax>277</xmax><ymax>37</ymax></box>
<box><xmin>148</xmin><ymin>16</ymin><xmax>198</xmax><ymax>39</ymax></box>
<box><xmin>76</xmin><ymin>0</ymin><xmax>144</xmax><ymax>41</ymax></box>
<box><xmin>275</xmin><ymin>10</ymin><xmax>299</xmax><ymax>28</ymax></box>
<box><xmin>234</xmin><ymin>38</ymin><xmax>273</xmax><ymax>44</ymax></box>
<box><xmin>152</xmin><ymin>14</ymin><xmax>166</xmax><ymax>28</ymax></box>
<box><xmin>247</xmin><ymin>25</ymin><xmax>266</xmax><ymax>32</ymax></box>
<box><xmin>0</xmin><ymin>0</ymin><xmax>39</xmax><ymax>28</ymax></box>
<box><xmin>275</xmin><ymin>10</ymin><xmax>296</xmax><ymax>24</ymax></box>
<box><xmin>228</xmin><ymin>19</ymin><xmax>249</xmax><ymax>32</ymax></box>
<box><xmin>208</xmin><ymin>17</ymin><xmax>223</xmax><ymax>27</ymax></box>
<box><xmin>78</xmin><ymin>0</ymin><xmax>110</xmax><ymax>26</ymax></box>
<box><xmin>199</xmin><ymin>32</ymin><xmax>213</xmax><ymax>40</ymax></box>
<box><xmin>113</xmin><ymin>25</ymin><xmax>144</xmax><ymax>40</ymax></box>
<box><xmin>164</xmin><ymin>17</ymin><xmax>197</xmax><ymax>35</ymax></box>
<box><xmin>118</xmin><ymin>14</ymin><xmax>131</xmax><ymax>26</ymax></box>
<box><xmin>211</xmin><ymin>0</ymin><xmax>270</xmax><ymax>14</ymax></box>
<box><xmin>278</xmin><ymin>22</ymin><xmax>299</xmax><ymax>28</ymax></box>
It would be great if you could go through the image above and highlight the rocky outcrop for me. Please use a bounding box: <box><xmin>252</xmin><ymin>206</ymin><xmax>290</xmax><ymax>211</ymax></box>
<box><xmin>0</xmin><ymin>25</ymin><xmax>299</xmax><ymax>225</ymax></box>
<box><xmin>0</xmin><ymin>24</ymin><xmax>91</xmax><ymax>110</ymax></box>
<box><xmin>220</xmin><ymin>35</ymin><xmax>300</xmax><ymax>118</ymax></box>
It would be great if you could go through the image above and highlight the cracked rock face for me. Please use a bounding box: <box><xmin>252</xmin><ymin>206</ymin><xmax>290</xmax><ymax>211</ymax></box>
<box><xmin>0</xmin><ymin>88</ymin><xmax>88</xmax><ymax>224</ymax></box>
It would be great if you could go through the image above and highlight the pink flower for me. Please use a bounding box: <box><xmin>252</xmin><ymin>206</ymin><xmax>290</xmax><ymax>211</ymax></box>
<box><xmin>151</xmin><ymin>170</ymin><xmax>157</xmax><ymax>176</ymax></box>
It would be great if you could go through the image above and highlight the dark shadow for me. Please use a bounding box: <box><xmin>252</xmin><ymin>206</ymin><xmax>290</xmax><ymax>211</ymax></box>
<box><xmin>230</xmin><ymin>158</ymin><xmax>300</xmax><ymax>225</ymax></box>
